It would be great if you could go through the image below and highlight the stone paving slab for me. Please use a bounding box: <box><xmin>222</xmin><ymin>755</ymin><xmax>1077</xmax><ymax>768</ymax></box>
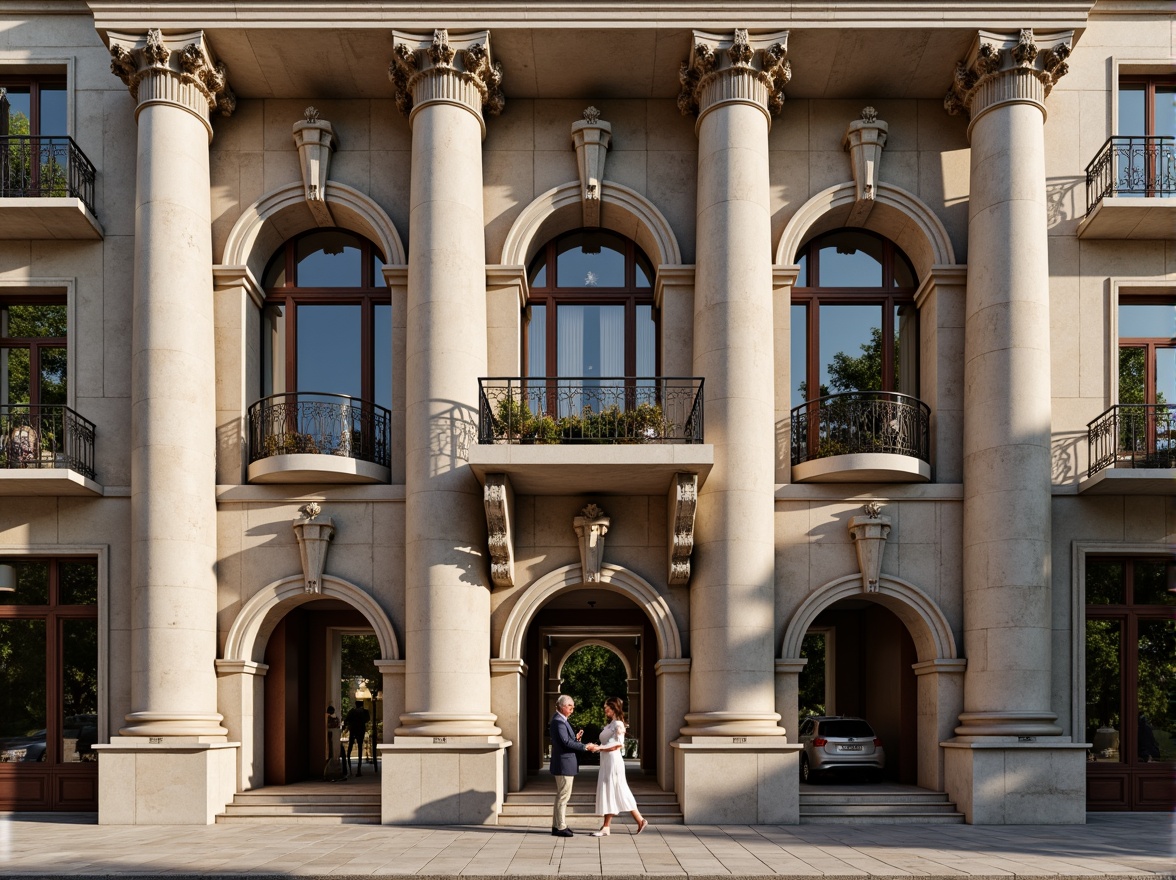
<box><xmin>0</xmin><ymin>813</ymin><xmax>1171</xmax><ymax>880</ymax></box>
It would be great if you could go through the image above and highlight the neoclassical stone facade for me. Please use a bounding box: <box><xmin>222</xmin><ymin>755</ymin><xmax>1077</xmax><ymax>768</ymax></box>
<box><xmin>0</xmin><ymin>1</ymin><xmax>1171</xmax><ymax>824</ymax></box>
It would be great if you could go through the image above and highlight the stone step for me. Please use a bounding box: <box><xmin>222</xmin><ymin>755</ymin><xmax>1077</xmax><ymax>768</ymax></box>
<box><xmin>223</xmin><ymin>802</ymin><xmax>380</xmax><ymax>816</ymax></box>
<box><xmin>230</xmin><ymin>793</ymin><xmax>382</xmax><ymax>806</ymax></box>
<box><xmin>216</xmin><ymin>813</ymin><xmax>380</xmax><ymax>825</ymax></box>
<box><xmin>800</xmin><ymin>793</ymin><xmax>952</xmax><ymax>806</ymax></box>
<box><xmin>800</xmin><ymin>812</ymin><xmax>966</xmax><ymax>825</ymax></box>
<box><xmin>801</xmin><ymin>802</ymin><xmax>960</xmax><ymax>815</ymax></box>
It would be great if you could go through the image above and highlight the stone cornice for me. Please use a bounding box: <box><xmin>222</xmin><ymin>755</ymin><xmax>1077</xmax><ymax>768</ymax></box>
<box><xmin>678</xmin><ymin>28</ymin><xmax>790</xmax><ymax>124</ymax></box>
<box><xmin>108</xmin><ymin>28</ymin><xmax>235</xmax><ymax>136</ymax></box>
<box><xmin>944</xmin><ymin>28</ymin><xmax>1073</xmax><ymax>125</ymax></box>
<box><xmin>389</xmin><ymin>28</ymin><xmax>504</xmax><ymax>135</ymax></box>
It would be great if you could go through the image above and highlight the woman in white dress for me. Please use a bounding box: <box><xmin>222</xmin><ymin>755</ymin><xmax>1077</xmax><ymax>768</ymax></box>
<box><xmin>591</xmin><ymin>697</ymin><xmax>648</xmax><ymax>836</ymax></box>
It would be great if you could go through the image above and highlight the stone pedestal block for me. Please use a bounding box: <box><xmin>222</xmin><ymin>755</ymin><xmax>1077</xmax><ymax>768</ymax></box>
<box><xmin>943</xmin><ymin>740</ymin><xmax>1089</xmax><ymax>824</ymax></box>
<box><xmin>672</xmin><ymin>739</ymin><xmax>802</xmax><ymax>824</ymax></box>
<box><xmin>95</xmin><ymin>740</ymin><xmax>238</xmax><ymax>825</ymax></box>
<box><xmin>379</xmin><ymin>739</ymin><xmax>509</xmax><ymax>825</ymax></box>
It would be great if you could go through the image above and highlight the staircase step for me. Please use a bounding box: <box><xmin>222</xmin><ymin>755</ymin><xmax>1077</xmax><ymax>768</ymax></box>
<box><xmin>800</xmin><ymin>812</ymin><xmax>965</xmax><ymax>825</ymax></box>
<box><xmin>801</xmin><ymin>802</ymin><xmax>960</xmax><ymax>815</ymax></box>
<box><xmin>230</xmin><ymin>794</ymin><xmax>382</xmax><ymax>806</ymax></box>
<box><xmin>800</xmin><ymin>794</ymin><xmax>950</xmax><ymax>805</ymax></box>
<box><xmin>216</xmin><ymin>813</ymin><xmax>379</xmax><ymax>825</ymax></box>
<box><xmin>223</xmin><ymin>802</ymin><xmax>379</xmax><ymax>816</ymax></box>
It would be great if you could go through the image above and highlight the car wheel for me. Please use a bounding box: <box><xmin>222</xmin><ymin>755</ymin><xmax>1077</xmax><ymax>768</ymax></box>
<box><xmin>800</xmin><ymin>754</ymin><xmax>813</xmax><ymax>784</ymax></box>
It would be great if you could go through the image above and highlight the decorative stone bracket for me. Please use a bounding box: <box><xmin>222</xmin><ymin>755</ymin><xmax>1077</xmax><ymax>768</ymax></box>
<box><xmin>571</xmin><ymin>106</ymin><xmax>612</xmax><ymax>227</ymax></box>
<box><xmin>292</xmin><ymin>106</ymin><xmax>337</xmax><ymax>226</ymax></box>
<box><xmin>847</xmin><ymin>501</ymin><xmax>891</xmax><ymax>593</ymax></box>
<box><xmin>573</xmin><ymin>503</ymin><xmax>610</xmax><ymax>583</ymax></box>
<box><xmin>292</xmin><ymin>502</ymin><xmax>335</xmax><ymax>593</ymax></box>
<box><xmin>668</xmin><ymin>473</ymin><xmax>698</xmax><ymax>585</ymax></box>
<box><xmin>843</xmin><ymin>107</ymin><xmax>888</xmax><ymax>225</ymax></box>
<box><xmin>484</xmin><ymin>474</ymin><xmax>516</xmax><ymax>588</ymax></box>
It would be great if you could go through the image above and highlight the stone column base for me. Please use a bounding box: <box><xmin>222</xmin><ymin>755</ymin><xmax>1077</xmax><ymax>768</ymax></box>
<box><xmin>671</xmin><ymin>737</ymin><xmax>802</xmax><ymax>824</ymax></box>
<box><xmin>943</xmin><ymin>739</ymin><xmax>1090</xmax><ymax>824</ymax></box>
<box><xmin>95</xmin><ymin>739</ymin><xmax>238</xmax><ymax>825</ymax></box>
<box><xmin>379</xmin><ymin>736</ymin><xmax>511</xmax><ymax>825</ymax></box>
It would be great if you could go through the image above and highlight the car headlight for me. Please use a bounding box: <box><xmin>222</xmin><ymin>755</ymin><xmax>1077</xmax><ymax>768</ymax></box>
<box><xmin>1</xmin><ymin>748</ymin><xmax>27</xmax><ymax>762</ymax></box>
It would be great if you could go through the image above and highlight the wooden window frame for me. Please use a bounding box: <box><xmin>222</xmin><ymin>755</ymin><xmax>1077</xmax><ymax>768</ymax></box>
<box><xmin>0</xmin><ymin>295</ymin><xmax>68</xmax><ymax>407</ymax></box>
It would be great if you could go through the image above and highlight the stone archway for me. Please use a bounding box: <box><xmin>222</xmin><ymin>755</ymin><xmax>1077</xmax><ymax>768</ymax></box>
<box><xmin>493</xmin><ymin>563</ymin><xmax>688</xmax><ymax>793</ymax></box>
<box><xmin>216</xmin><ymin>574</ymin><xmax>402</xmax><ymax>791</ymax></box>
<box><xmin>777</xmin><ymin>574</ymin><xmax>965</xmax><ymax>791</ymax></box>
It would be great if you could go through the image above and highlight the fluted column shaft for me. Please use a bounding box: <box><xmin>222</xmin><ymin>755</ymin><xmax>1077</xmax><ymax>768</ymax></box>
<box><xmin>947</xmin><ymin>29</ymin><xmax>1071</xmax><ymax>736</ymax></box>
<box><xmin>678</xmin><ymin>30</ymin><xmax>790</xmax><ymax>737</ymax></box>
<box><xmin>108</xmin><ymin>29</ymin><xmax>235</xmax><ymax>737</ymax></box>
<box><xmin>391</xmin><ymin>29</ymin><xmax>504</xmax><ymax>738</ymax></box>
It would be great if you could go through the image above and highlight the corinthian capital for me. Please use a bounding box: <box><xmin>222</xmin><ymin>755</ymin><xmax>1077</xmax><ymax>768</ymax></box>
<box><xmin>944</xmin><ymin>28</ymin><xmax>1072</xmax><ymax>121</ymax></box>
<box><xmin>108</xmin><ymin>29</ymin><xmax>235</xmax><ymax>134</ymax></box>
<box><xmin>678</xmin><ymin>29</ymin><xmax>790</xmax><ymax>123</ymax></box>
<box><xmin>389</xmin><ymin>29</ymin><xmax>504</xmax><ymax>136</ymax></box>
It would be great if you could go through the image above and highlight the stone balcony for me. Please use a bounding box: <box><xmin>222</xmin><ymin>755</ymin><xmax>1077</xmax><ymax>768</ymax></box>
<box><xmin>0</xmin><ymin>404</ymin><xmax>100</xmax><ymax>495</ymax></box>
<box><xmin>0</xmin><ymin>135</ymin><xmax>102</xmax><ymax>240</ymax></box>
<box><xmin>1077</xmin><ymin>136</ymin><xmax>1175</xmax><ymax>240</ymax></box>
<box><xmin>1079</xmin><ymin>403</ymin><xmax>1175</xmax><ymax>494</ymax></box>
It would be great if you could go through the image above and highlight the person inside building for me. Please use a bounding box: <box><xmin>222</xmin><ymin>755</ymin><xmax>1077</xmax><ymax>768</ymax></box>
<box><xmin>344</xmin><ymin>701</ymin><xmax>371</xmax><ymax>776</ymax></box>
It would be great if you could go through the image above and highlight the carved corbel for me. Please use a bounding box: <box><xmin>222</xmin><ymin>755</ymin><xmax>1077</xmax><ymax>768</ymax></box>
<box><xmin>573</xmin><ymin>503</ymin><xmax>610</xmax><ymax>583</ymax></box>
<box><xmin>571</xmin><ymin>106</ymin><xmax>612</xmax><ymax>227</ymax></box>
<box><xmin>292</xmin><ymin>106</ymin><xmax>337</xmax><ymax>227</ymax></box>
<box><xmin>847</xmin><ymin>502</ymin><xmax>891</xmax><ymax>593</ymax></box>
<box><xmin>292</xmin><ymin>502</ymin><xmax>335</xmax><ymax>594</ymax></box>
<box><xmin>842</xmin><ymin>106</ymin><xmax>888</xmax><ymax>225</ymax></box>
<box><xmin>484</xmin><ymin>474</ymin><xmax>515</xmax><ymax>588</ymax></box>
<box><xmin>667</xmin><ymin>473</ymin><xmax>698</xmax><ymax>585</ymax></box>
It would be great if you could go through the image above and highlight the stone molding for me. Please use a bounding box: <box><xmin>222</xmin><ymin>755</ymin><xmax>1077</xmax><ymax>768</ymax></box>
<box><xmin>667</xmin><ymin>472</ymin><xmax>698</xmax><ymax>585</ymax></box>
<box><xmin>108</xmin><ymin>28</ymin><xmax>235</xmax><ymax>137</ymax></box>
<box><xmin>944</xmin><ymin>28</ymin><xmax>1072</xmax><ymax>125</ymax></box>
<box><xmin>678</xmin><ymin>28</ymin><xmax>790</xmax><ymax>124</ymax></box>
<box><xmin>570</xmin><ymin>106</ymin><xmax>612</xmax><ymax>227</ymax></box>
<box><xmin>483</xmin><ymin>473</ymin><xmax>515</xmax><ymax>588</ymax></box>
<box><xmin>572</xmin><ymin>503</ymin><xmax>610</xmax><ymax>583</ymax></box>
<box><xmin>389</xmin><ymin>28</ymin><xmax>504</xmax><ymax>135</ymax></box>
<box><xmin>292</xmin><ymin>503</ymin><xmax>334</xmax><ymax>594</ymax></box>
<box><xmin>842</xmin><ymin>106</ymin><xmax>888</xmax><ymax>224</ymax></box>
<box><xmin>292</xmin><ymin>106</ymin><xmax>337</xmax><ymax>226</ymax></box>
<box><xmin>847</xmin><ymin>502</ymin><xmax>892</xmax><ymax>593</ymax></box>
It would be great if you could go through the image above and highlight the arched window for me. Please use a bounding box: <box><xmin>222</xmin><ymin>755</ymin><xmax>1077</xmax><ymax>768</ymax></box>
<box><xmin>790</xmin><ymin>229</ymin><xmax>918</xmax><ymax>407</ymax></box>
<box><xmin>261</xmin><ymin>229</ymin><xmax>389</xmax><ymax>408</ymax></box>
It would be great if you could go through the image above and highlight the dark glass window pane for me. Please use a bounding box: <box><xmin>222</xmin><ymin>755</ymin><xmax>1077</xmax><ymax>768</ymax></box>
<box><xmin>261</xmin><ymin>305</ymin><xmax>286</xmax><ymax>397</ymax></box>
<box><xmin>556</xmin><ymin>233</ymin><xmax>625</xmax><ymax>288</ymax></box>
<box><xmin>1087</xmin><ymin>561</ymin><xmax>1125</xmax><ymax>604</ymax></box>
<box><xmin>636</xmin><ymin>305</ymin><xmax>655</xmax><ymax>377</ymax></box>
<box><xmin>0</xmin><ymin>561</ymin><xmax>48</xmax><ymax>605</ymax></box>
<box><xmin>296</xmin><ymin>305</ymin><xmax>361</xmax><ymax>398</ymax></box>
<box><xmin>798</xmin><ymin>632</ymin><xmax>826</xmax><ymax>717</ymax></box>
<box><xmin>527</xmin><ymin>305</ymin><xmax>546</xmax><ymax>377</ymax></box>
<box><xmin>373</xmin><ymin>252</ymin><xmax>386</xmax><ymax>285</ymax></box>
<box><xmin>39</xmin><ymin>347</ymin><xmax>67</xmax><ymax>405</ymax></box>
<box><xmin>2</xmin><ymin>88</ymin><xmax>31</xmax><ymax>135</ymax></box>
<box><xmin>896</xmin><ymin>304</ymin><xmax>918</xmax><ymax>397</ymax></box>
<box><xmin>635</xmin><ymin>259</ymin><xmax>652</xmax><ymax>289</ymax></box>
<box><xmin>1136</xmin><ymin>618</ymin><xmax>1176</xmax><ymax>763</ymax></box>
<box><xmin>264</xmin><ymin>255</ymin><xmax>286</xmax><ymax>290</ymax></box>
<box><xmin>820</xmin><ymin>719</ymin><xmax>875</xmax><ymax>738</ymax></box>
<box><xmin>530</xmin><ymin>262</ymin><xmax>547</xmax><ymax>288</ymax></box>
<box><xmin>894</xmin><ymin>255</ymin><xmax>916</xmax><ymax>288</ymax></box>
<box><xmin>61</xmin><ymin>618</ymin><xmax>98</xmax><ymax>763</ymax></box>
<box><xmin>1133</xmin><ymin>561</ymin><xmax>1175</xmax><ymax>605</ymax></box>
<box><xmin>1086</xmin><ymin>618</ymin><xmax>1122</xmax><ymax>763</ymax></box>
<box><xmin>5</xmin><ymin>304</ymin><xmax>66</xmax><ymax>338</ymax></box>
<box><xmin>60</xmin><ymin>561</ymin><xmax>97</xmax><ymax>605</ymax></box>
<box><xmin>0</xmin><ymin>619</ymin><xmax>46</xmax><ymax>761</ymax></box>
<box><xmin>2</xmin><ymin>347</ymin><xmax>30</xmax><ymax>404</ymax></box>
<box><xmin>1119</xmin><ymin>304</ymin><xmax>1176</xmax><ymax>340</ymax></box>
<box><xmin>791</xmin><ymin>304</ymin><xmax>808</xmax><ymax>407</ymax></box>
<box><xmin>820</xmin><ymin>304</ymin><xmax>883</xmax><ymax>393</ymax></box>
<box><xmin>556</xmin><ymin>305</ymin><xmax>625</xmax><ymax>377</ymax></box>
<box><xmin>374</xmin><ymin>304</ymin><xmax>391</xmax><ymax>411</ymax></box>
<box><xmin>1119</xmin><ymin>84</ymin><xmax>1145</xmax><ymax>135</ymax></box>
<box><xmin>795</xmin><ymin>253</ymin><xmax>808</xmax><ymax>287</ymax></box>
<box><xmin>817</xmin><ymin>232</ymin><xmax>883</xmax><ymax>287</ymax></box>
<box><xmin>296</xmin><ymin>231</ymin><xmax>363</xmax><ymax>287</ymax></box>
<box><xmin>39</xmin><ymin>85</ymin><xmax>66</xmax><ymax>136</ymax></box>
<box><xmin>1155</xmin><ymin>86</ymin><xmax>1176</xmax><ymax>139</ymax></box>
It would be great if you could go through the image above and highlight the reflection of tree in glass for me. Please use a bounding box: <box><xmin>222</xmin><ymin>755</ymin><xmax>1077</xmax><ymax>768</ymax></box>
<box><xmin>2</xmin><ymin>305</ymin><xmax>67</xmax><ymax>406</ymax></box>
<box><xmin>1137</xmin><ymin>619</ymin><xmax>1176</xmax><ymax>760</ymax></box>
<box><xmin>561</xmin><ymin>645</ymin><xmax>627</xmax><ymax>730</ymax></box>
<box><xmin>797</xmin><ymin>327</ymin><xmax>897</xmax><ymax>400</ymax></box>
<box><xmin>3</xmin><ymin>111</ymin><xmax>68</xmax><ymax>198</ymax></box>
<box><xmin>799</xmin><ymin>633</ymin><xmax>826</xmax><ymax>717</ymax></box>
<box><xmin>1085</xmin><ymin>619</ymin><xmax>1121</xmax><ymax>734</ymax></box>
<box><xmin>339</xmin><ymin>633</ymin><xmax>380</xmax><ymax>717</ymax></box>
<box><xmin>0</xmin><ymin>620</ymin><xmax>47</xmax><ymax>739</ymax></box>
<box><xmin>62</xmin><ymin>619</ymin><xmax>98</xmax><ymax>721</ymax></box>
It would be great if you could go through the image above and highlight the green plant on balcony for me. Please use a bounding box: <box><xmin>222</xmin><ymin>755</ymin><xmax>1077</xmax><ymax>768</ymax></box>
<box><xmin>262</xmin><ymin>431</ymin><xmax>320</xmax><ymax>457</ymax></box>
<box><xmin>493</xmin><ymin>396</ymin><xmax>667</xmax><ymax>444</ymax></box>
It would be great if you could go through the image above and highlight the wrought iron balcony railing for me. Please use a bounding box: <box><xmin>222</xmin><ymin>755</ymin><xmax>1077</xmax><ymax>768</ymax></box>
<box><xmin>791</xmin><ymin>391</ymin><xmax>930</xmax><ymax>466</ymax></box>
<box><xmin>1088</xmin><ymin>403</ymin><xmax>1175</xmax><ymax>477</ymax></box>
<box><xmin>247</xmin><ymin>392</ymin><xmax>391</xmax><ymax>467</ymax></box>
<box><xmin>0</xmin><ymin>135</ymin><xmax>98</xmax><ymax>215</ymax></box>
<box><xmin>0</xmin><ymin>404</ymin><xmax>96</xmax><ymax>479</ymax></box>
<box><xmin>478</xmin><ymin>377</ymin><xmax>704</xmax><ymax>444</ymax></box>
<box><xmin>1086</xmin><ymin>135</ymin><xmax>1176</xmax><ymax>213</ymax></box>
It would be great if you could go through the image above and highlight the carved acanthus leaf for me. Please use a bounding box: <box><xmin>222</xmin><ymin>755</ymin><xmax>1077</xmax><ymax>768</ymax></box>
<box><xmin>484</xmin><ymin>475</ymin><xmax>514</xmax><ymax>588</ymax></box>
<box><xmin>944</xmin><ymin>28</ymin><xmax>1072</xmax><ymax>118</ymax></box>
<box><xmin>1012</xmin><ymin>28</ymin><xmax>1038</xmax><ymax>66</ymax></box>
<box><xmin>389</xmin><ymin>29</ymin><xmax>504</xmax><ymax>120</ymax></box>
<box><xmin>107</xmin><ymin>30</ymin><xmax>235</xmax><ymax>118</ymax></box>
<box><xmin>679</xmin><ymin>29</ymin><xmax>791</xmax><ymax>119</ymax></box>
<box><xmin>667</xmin><ymin>474</ymin><xmax>699</xmax><ymax>586</ymax></box>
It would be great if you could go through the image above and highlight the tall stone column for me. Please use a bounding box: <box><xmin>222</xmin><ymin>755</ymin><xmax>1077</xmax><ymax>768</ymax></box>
<box><xmin>942</xmin><ymin>29</ymin><xmax>1088</xmax><ymax>825</ymax></box>
<box><xmin>95</xmin><ymin>29</ymin><xmax>238</xmax><ymax>825</ymax></box>
<box><xmin>674</xmin><ymin>29</ymin><xmax>799</xmax><ymax>825</ymax></box>
<box><xmin>379</xmin><ymin>29</ymin><xmax>509</xmax><ymax>825</ymax></box>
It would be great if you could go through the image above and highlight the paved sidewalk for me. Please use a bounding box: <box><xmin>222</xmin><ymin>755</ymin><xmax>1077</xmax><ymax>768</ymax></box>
<box><xmin>0</xmin><ymin>812</ymin><xmax>1172</xmax><ymax>879</ymax></box>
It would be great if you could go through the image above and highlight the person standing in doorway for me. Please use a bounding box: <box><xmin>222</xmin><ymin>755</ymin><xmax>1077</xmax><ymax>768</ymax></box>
<box><xmin>550</xmin><ymin>694</ymin><xmax>597</xmax><ymax>836</ymax></box>
<box><xmin>591</xmin><ymin>697</ymin><xmax>647</xmax><ymax>836</ymax></box>
<box><xmin>344</xmin><ymin>701</ymin><xmax>371</xmax><ymax>776</ymax></box>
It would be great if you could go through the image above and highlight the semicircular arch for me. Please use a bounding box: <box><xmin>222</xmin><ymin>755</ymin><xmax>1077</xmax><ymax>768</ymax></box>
<box><xmin>500</xmin><ymin>181</ymin><xmax>682</xmax><ymax>269</ymax></box>
<box><xmin>554</xmin><ymin>638</ymin><xmax>635</xmax><ymax>681</ymax></box>
<box><xmin>220</xmin><ymin>181</ymin><xmax>406</xmax><ymax>283</ymax></box>
<box><xmin>775</xmin><ymin>182</ymin><xmax>956</xmax><ymax>280</ymax></box>
<box><xmin>499</xmin><ymin>563</ymin><xmax>682</xmax><ymax>662</ymax></box>
<box><xmin>224</xmin><ymin>574</ymin><xmax>401</xmax><ymax>664</ymax></box>
<box><xmin>780</xmin><ymin>573</ymin><xmax>957</xmax><ymax>663</ymax></box>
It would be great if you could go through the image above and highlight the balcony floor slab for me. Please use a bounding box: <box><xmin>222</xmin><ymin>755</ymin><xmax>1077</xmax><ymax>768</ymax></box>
<box><xmin>248</xmin><ymin>454</ymin><xmax>390</xmax><ymax>484</ymax></box>
<box><xmin>0</xmin><ymin>468</ymin><xmax>102</xmax><ymax>496</ymax></box>
<box><xmin>792</xmin><ymin>452</ymin><xmax>931</xmax><ymax>484</ymax></box>
<box><xmin>468</xmin><ymin>443</ymin><xmax>713</xmax><ymax>495</ymax></box>
<box><xmin>1076</xmin><ymin>196</ymin><xmax>1176</xmax><ymax>239</ymax></box>
<box><xmin>0</xmin><ymin>198</ymin><xmax>103</xmax><ymax>240</ymax></box>
<box><xmin>1077</xmin><ymin>467</ymin><xmax>1176</xmax><ymax>495</ymax></box>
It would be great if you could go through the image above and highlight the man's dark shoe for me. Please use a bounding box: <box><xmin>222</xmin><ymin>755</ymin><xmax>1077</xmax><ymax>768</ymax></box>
<box><xmin>554</xmin><ymin>827</ymin><xmax>574</xmax><ymax>837</ymax></box>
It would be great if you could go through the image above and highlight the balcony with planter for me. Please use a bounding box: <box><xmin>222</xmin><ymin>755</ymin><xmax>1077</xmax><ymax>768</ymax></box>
<box><xmin>0</xmin><ymin>135</ymin><xmax>102</xmax><ymax>239</ymax></box>
<box><xmin>790</xmin><ymin>391</ymin><xmax>931</xmax><ymax>483</ymax></box>
<box><xmin>1077</xmin><ymin>136</ymin><xmax>1175</xmax><ymax>239</ymax></box>
<box><xmin>468</xmin><ymin>377</ymin><xmax>712</xmax><ymax>495</ymax></box>
<box><xmin>0</xmin><ymin>404</ymin><xmax>99</xmax><ymax>495</ymax></box>
<box><xmin>1079</xmin><ymin>403</ymin><xmax>1175</xmax><ymax>494</ymax></box>
<box><xmin>247</xmin><ymin>392</ymin><xmax>391</xmax><ymax>484</ymax></box>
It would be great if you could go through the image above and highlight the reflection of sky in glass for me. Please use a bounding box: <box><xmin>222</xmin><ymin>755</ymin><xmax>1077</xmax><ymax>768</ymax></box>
<box><xmin>374</xmin><ymin>304</ymin><xmax>391</xmax><ymax>409</ymax></box>
<box><xmin>527</xmin><ymin>305</ymin><xmax>546</xmax><ymax>376</ymax></box>
<box><xmin>818</xmin><ymin>233</ymin><xmax>882</xmax><ymax>287</ymax></box>
<box><xmin>297</xmin><ymin>234</ymin><xmax>362</xmax><ymax>286</ymax></box>
<box><xmin>297</xmin><ymin>305</ymin><xmax>361</xmax><ymax>398</ymax></box>
<box><xmin>1158</xmin><ymin>86</ymin><xmax>1176</xmax><ymax>138</ymax></box>
<box><xmin>790</xmin><ymin>304</ymin><xmax>807</xmax><ymax>406</ymax></box>
<box><xmin>1118</xmin><ymin>86</ymin><xmax>1145</xmax><ymax>134</ymax></box>
<box><xmin>531</xmin><ymin>263</ymin><xmax>547</xmax><ymax>287</ymax></box>
<box><xmin>637</xmin><ymin>305</ymin><xmax>655</xmax><ymax>376</ymax></box>
<box><xmin>820</xmin><ymin>305</ymin><xmax>882</xmax><ymax>392</ymax></box>
<box><xmin>1159</xmin><ymin>348</ymin><xmax>1175</xmax><ymax>400</ymax></box>
<box><xmin>40</xmin><ymin>86</ymin><xmax>66</xmax><ymax>134</ymax></box>
<box><xmin>557</xmin><ymin>244</ymin><xmax>625</xmax><ymax>287</ymax></box>
<box><xmin>1119</xmin><ymin>303</ymin><xmax>1176</xmax><ymax>339</ymax></box>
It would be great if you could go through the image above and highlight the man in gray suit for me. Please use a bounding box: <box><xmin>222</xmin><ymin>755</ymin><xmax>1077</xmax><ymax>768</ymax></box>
<box><xmin>549</xmin><ymin>694</ymin><xmax>597</xmax><ymax>836</ymax></box>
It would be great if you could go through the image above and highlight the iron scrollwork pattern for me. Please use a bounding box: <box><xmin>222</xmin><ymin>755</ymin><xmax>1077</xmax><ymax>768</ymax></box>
<box><xmin>790</xmin><ymin>391</ymin><xmax>931</xmax><ymax>466</ymax></box>
<box><xmin>1086</xmin><ymin>136</ymin><xmax>1176</xmax><ymax>213</ymax></box>
<box><xmin>0</xmin><ymin>404</ymin><xmax>96</xmax><ymax>478</ymax></box>
<box><xmin>1087</xmin><ymin>403</ymin><xmax>1175</xmax><ymax>477</ymax></box>
<box><xmin>248</xmin><ymin>392</ymin><xmax>391</xmax><ymax>467</ymax></box>
<box><xmin>0</xmin><ymin>136</ymin><xmax>97</xmax><ymax>214</ymax></box>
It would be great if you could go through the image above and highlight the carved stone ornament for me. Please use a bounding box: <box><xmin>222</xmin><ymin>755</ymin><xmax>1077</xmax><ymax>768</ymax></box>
<box><xmin>293</xmin><ymin>507</ymin><xmax>335</xmax><ymax>594</ymax></box>
<box><xmin>678</xmin><ymin>28</ymin><xmax>790</xmax><ymax>121</ymax></box>
<box><xmin>573</xmin><ymin>503</ymin><xmax>611</xmax><ymax>584</ymax></box>
<box><xmin>292</xmin><ymin>106</ymin><xmax>337</xmax><ymax>227</ymax></box>
<box><xmin>484</xmin><ymin>474</ymin><xmax>515</xmax><ymax>588</ymax></box>
<box><xmin>847</xmin><ymin>503</ymin><xmax>891</xmax><ymax>593</ymax></box>
<box><xmin>944</xmin><ymin>28</ymin><xmax>1072</xmax><ymax>121</ymax></box>
<box><xmin>571</xmin><ymin>106</ymin><xmax>612</xmax><ymax>227</ymax></box>
<box><xmin>842</xmin><ymin>106</ymin><xmax>888</xmax><ymax>225</ymax></box>
<box><xmin>667</xmin><ymin>473</ymin><xmax>698</xmax><ymax>585</ymax></box>
<box><xmin>389</xmin><ymin>29</ymin><xmax>504</xmax><ymax>133</ymax></box>
<box><xmin>108</xmin><ymin>29</ymin><xmax>235</xmax><ymax>131</ymax></box>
